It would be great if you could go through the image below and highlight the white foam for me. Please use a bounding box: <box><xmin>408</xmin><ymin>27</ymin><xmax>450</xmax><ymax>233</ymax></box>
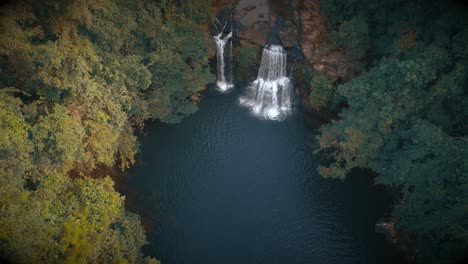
<box><xmin>214</xmin><ymin>30</ymin><xmax>234</xmax><ymax>92</ymax></box>
<box><xmin>216</xmin><ymin>81</ymin><xmax>234</xmax><ymax>92</ymax></box>
<box><xmin>239</xmin><ymin>45</ymin><xmax>293</xmax><ymax>121</ymax></box>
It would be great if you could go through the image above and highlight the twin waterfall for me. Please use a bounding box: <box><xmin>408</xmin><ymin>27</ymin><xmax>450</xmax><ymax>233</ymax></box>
<box><xmin>214</xmin><ymin>30</ymin><xmax>234</xmax><ymax>92</ymax></box>
<box><xmin>239</xmin><ymin>45</ymin><xmax>293</xmax><ymax>120</ymax></box>
<box><xmin>214</xmin><ymin>30</ymin><xmax>293</xmax><ymax>120</ymax></box>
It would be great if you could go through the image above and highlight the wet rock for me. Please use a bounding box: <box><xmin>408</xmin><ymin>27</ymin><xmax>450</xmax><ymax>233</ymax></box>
<box><xmin>313</xmin><ymin>64</ymin><xmax>325</xmax><ymax>71</ymax></box>
<box><xmin>207</xmin><ymin>46</ymin><xmax>217</xmax><ymax>59</ymax></box>
<box><xmin>214</xmin><ymin>0</ymin><xmax>236</xmax><ymax>8</ymax></box>
<box><xmin>337</xmin><ymin>65</ymin><xmax>348</xmax><ymax>78</ymax></box>
<box><xmin>214</xmin><ymin>0</ymin><xmax>355</xmax><ymax>82</ymax></box>
<box><xmin>376</xmin><ymin>218</ymin><xmax>398</xmax><ymax>244</ymax></box>
<box><xmin>245</xmin><ymin>5</ymin><xmax>256</xmax><ymax>12</ymax></box>
<box><xmin>238</xmin><ymin>21</ymin><xmax>271</xmax><ymax>45</ymax></box>
<box><xmin>325</xmin><ymin>66</ymin><xmax>337</xmax><ymax>81</ymax></box>
<box><xmin>234</xmin><ymin>0</ymin><xmax>274</xmax><ymax>46</ymax></box>
<box><xmin>279</xmin><ymin>25</ymin><xmax>299</xmax><ymax>48</ymax></box>
<box><xmin>375</xmin><ymin>217</ymin><xmax>416</xmax><ymax>262</ymax></box>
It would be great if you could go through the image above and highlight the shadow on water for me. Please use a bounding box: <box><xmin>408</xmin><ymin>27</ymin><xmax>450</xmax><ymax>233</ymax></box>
<box><xmin>118</xmin><ymin>84</ymin><xmax>407</xmax><ymax>264</ymax></box>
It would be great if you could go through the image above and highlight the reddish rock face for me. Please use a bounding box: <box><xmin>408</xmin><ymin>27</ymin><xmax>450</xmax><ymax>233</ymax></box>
<box><xmin>238</xmin><ymin>21</ymin><xmax>271</xmax><ymax>45</ymax></box>
<box><xmin>213</xmin><ymin>0</ymin><xmax>353</xmax><ymax>81</ymax></box>
<box><xmin>313</xmin><ymin>64</ymin><xmax>325</xmax><ymax>71</ymax></box>
<box><xmin>299</xmin><ymin>0</ymin><xmax>351</xmax><ymax>81</ymax></box>
<box><xmin>234</xmin><ymin>0</ymin><xmax>275</xmax><ymax>46</ymax></box>
<box><xmin>279</xmin><ymin>23</ymin><xmax>300</xmax><ymax>48</ymax></box>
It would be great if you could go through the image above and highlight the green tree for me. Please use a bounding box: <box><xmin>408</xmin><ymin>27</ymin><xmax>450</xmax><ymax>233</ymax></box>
<box><xmin>0</xmin><ymin>0</ymin><xmax>214</xmax><ymax>262</ymax></box>
<box><xmin>309</xmin><ymin>74</ymin><xmax>335</xmax><ymax>111</ymax></box>
<box><xmin>32</xmin><ymin>104</ymin><xmax>85</xmax><ymax>173</ymax></box>
<box><xmin>333</xmin><ymin>15</ymin><xmax>369</xmax><ymax>60</ymax></box>
<box><xmin>318</xmin><ymin>0</ymin><xmax>468</xmax><ymax>262</ymax></box>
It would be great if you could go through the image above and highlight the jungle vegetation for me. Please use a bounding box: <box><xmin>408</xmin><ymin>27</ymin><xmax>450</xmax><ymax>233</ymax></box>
<box><xmin>1</xmin><ymin>0</ymin><xmax>467</xmax><ymax>263</ymax></box>
<box><xmin>315</xmin><ymin>0</ymin><xmax>468</xmax><ymax>263</ymax></box>
<box><xmin>0</xmin><ymin>0</ymin><xmax>214</xmax><ymax>263</ymax></box>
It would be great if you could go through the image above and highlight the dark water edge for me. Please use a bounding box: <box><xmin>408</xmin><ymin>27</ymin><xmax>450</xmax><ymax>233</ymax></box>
<box><xmin>117</xmin><ymin>84</ymin><xmax>407</xmax><ymax>264</ymax></box>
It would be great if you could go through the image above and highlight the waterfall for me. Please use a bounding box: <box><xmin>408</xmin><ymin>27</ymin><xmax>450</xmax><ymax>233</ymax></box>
<box><xmin>239</xmin><ymin>45</ymin><xmax>293</xmax><ymax>120</ymax></box>
<box><xmin>214</xmin><ymin>29</ymin><xmax>234</xmax><ymax>92</ymax></box>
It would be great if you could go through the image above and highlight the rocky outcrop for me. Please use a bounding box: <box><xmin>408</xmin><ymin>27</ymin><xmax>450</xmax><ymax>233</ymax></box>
<box><xmin>375</xmin><ymin>218</ymin><xmax>398</xmax><ymax>244</ymax></box>
<box><xmin>234</xmin><ymin>0</ymin><xmax>275</xmax><ymax>46</ymax></box>
<box><xmin>213</xmin><ymin>0</ymin><xmax>355</xmax><ymax>85</ymax></box>
<box><xmin>233</xmin><ymin>0</ymin><xmax>303</xmax><ymax>49</ymax></box>
<box><xmin>279</xmin><ymin>21</ymin><xmax>300</xmax><ymax>48</ymax></box>
<box><xmin>376</xmin><ymin>217</ymin><xmax>416</xmax><ymax>262</ymax></box>
<box><xmin>299</xmin><ymin>0</ymin><xmax>351</xmax><ymax>81</ymax></box>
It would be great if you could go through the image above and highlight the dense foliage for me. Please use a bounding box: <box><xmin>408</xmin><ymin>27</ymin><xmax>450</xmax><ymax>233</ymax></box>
<box><xmin>308</xmin><ymin>74</ymin><xmax>336</xmax><ymax>111</ymax></box>
<box><xmin>0</xmin><ymin>0</ymin><xmax>214</xmax><ymax>263</ymax></box>
<box><xmin>233</xmin><ymin>41</ymin><xmax>260</xmax><ymax>80</ymax></box>
<box><xmin>317</xmin><ymin>0</ymin><xmax>468</xmax><ymax>262</ymax></box>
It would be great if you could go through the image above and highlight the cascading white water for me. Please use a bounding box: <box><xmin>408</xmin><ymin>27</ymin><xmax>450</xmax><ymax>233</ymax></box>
<box><xmin>239</xmin><ymin>45</ymin><xmax>293</xmax><ymax>120</ymax></box>
<box><xmin>214</xmin><ymin>30</ymin><xmax>234</xmax><ymax>92</ymax></box>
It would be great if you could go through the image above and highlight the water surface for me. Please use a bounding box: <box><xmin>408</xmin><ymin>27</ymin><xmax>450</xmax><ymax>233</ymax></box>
<box><xmin>120</xmin><ymin>86</ymin><xmax>405</xmax><ymax>264</ymax></box>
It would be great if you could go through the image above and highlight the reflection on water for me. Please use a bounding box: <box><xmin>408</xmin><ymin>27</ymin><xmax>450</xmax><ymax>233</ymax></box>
<box><xmin>119</xmin><ymin>86</ymin><xmax>405</xmax><ymax>264</ymax></box>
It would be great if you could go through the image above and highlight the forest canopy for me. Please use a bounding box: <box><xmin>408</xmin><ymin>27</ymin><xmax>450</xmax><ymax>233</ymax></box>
<box><xmin>316</xmin><ymin>0</ymin><xmax>468</xmax><ymax>263</ymax></box>
<box><xmin>0</xmin><ymin>0</ymin><xmax>214</xmax><ymax>263</ymax></box>
<box><xmin>1</xmin><ymin>0</ymin><xmax>467</xmax><ymax>263</ymax></box>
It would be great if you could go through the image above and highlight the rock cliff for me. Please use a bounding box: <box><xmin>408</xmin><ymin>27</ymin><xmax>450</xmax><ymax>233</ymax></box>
<box><xmin>299</xmin><ymin>0</ymin><xmax>351</xmax><ymax>81</ymax></box>
<box><xmin>214</xmin><ymin>0</ymin><xmax>353</xmax><ymax>81</ymax></box>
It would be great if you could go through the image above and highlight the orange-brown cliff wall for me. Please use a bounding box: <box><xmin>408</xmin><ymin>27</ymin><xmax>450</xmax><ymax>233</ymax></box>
<box><xmin>299</xmin><ymin>0</ymin><xmax>352</xmax><ymax>82</ymax></box>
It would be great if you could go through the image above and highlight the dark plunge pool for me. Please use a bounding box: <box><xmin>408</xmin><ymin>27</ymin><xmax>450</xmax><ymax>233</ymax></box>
<box><xmin>118</xmin><ymin>85</ymin><xmax>406</xmax><ymax>264</ymax></box>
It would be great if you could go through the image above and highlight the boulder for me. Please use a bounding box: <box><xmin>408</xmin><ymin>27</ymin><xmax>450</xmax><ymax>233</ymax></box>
<box><xmin>375</xmin><ymin>218</ymin><xmax>398</xmax><ymax>244</ymax></box>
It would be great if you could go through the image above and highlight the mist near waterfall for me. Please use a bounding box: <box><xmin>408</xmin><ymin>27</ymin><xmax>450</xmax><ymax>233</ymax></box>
<box><xmin>239</xmin><ymin>45</ymin><xmax>293</xmax><ymax>120</ymax></box>
<box><xmin>214</xmin><ymin>30</ymin><xmax>234</xmax><ymax>92</ymax></box>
